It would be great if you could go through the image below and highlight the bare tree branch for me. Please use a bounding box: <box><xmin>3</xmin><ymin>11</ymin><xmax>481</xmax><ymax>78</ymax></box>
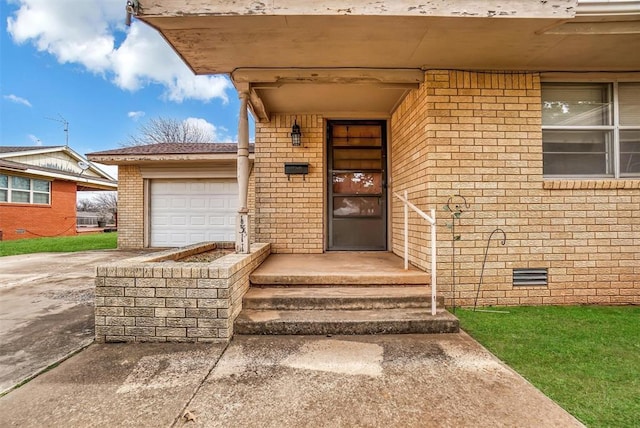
<box><xmin>122</xmin><ymin>117</ymin><xmax>211</xmax><ymax>146</ymax></box>
<box><xmin>92</xmin><ymin>192</ymin><xmax>118</xmax><ymax>213</ymax></box>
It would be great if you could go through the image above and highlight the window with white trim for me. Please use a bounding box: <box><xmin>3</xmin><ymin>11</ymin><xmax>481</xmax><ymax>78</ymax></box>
<box><xmin>0</xmin><ymin>174</ymin><xmax>51</xmax><ymax>204</ymax></box>
<box><xmin>542</xmin><ymin>82</ymin><xmax>640</xmax><ymax>178</ymax></box>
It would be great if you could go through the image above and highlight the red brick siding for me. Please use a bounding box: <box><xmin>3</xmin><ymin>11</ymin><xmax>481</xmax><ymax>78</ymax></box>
<box><xmin>0</xmin><ymin>180</ymin><xmax>77</xmax><ymax>241</ymax></box>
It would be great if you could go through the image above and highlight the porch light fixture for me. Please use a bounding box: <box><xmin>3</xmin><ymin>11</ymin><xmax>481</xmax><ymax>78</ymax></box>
<box><xmin>291</xmin><ymin>119</ymin><xmax>302</xmax><ymax>147</ymax></box>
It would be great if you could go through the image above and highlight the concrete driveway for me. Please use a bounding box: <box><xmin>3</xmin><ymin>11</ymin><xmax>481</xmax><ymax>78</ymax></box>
<box><xmin>0</xmin><ymin>334</ymin><xmax>584</xmax><ymax>427</ymax></box>
<box><xmin>0</xmin><ymin>249</ymin><xmax>149</xmax><ymax>394</ymax></box>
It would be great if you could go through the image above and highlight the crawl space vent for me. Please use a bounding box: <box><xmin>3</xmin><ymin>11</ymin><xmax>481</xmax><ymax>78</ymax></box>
<box><xmin>513</xmin><ymin>268</ymin><xmax>548</xmax><ymax>286</ymax></box>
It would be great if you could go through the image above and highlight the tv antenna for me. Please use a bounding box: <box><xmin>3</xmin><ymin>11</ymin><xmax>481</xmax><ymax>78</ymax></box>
<box><xmin>46</xmin><ymin>114</ymin><xmax>69</xmax><ymax>146</ymax></box>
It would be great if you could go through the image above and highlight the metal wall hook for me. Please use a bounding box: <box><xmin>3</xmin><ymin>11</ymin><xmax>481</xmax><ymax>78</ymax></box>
<box><xmin>474</xmin><ymin>228</ymin><xmax>507</xmax><ymax>311</ymax></box>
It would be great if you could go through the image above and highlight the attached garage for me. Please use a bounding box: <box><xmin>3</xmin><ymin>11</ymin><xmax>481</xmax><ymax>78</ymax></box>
<box><xmin>150</xmin><ymin>179</ymin><xmax>238</xmax><ymax>247</ymax></box>
<box><xmin>87</xmin><ymin>143</ymin><xmax>254</xmax><ymax>249</ymax></box>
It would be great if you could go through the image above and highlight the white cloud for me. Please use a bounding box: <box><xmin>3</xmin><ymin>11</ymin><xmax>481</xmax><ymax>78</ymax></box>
<box><xmin>4</xmin><ymin>94</ymin><xmax>32</xmax><ymax>107</ymax></box>
<box><xmin>6</xmin><ymin>0</ymin><xmax>232</xmax><ymax>103</ymax></box>
<box><xmin>184</xmin><ymin>117</ymin><xmax>235</xmax><ymax>143</ymax></box>
<box><xmin>27</xmin><ymin>134</ymin><xmax>42</xmax><ymax>145</ymax></box>
<box><xmin>128</xmin><ymin>111</ymin><xmax>145</xmax><ymax>121</ymax></box>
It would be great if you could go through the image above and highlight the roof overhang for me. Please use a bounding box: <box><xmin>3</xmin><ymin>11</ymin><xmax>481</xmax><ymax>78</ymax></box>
<box><xmin>87</xmin><ymin>152</ymin><xmax>254</xmax><ymax>165</ymax></box>
<box><xmin>136</xmin><ymin>0</ymin><xmax>640</xmax><ymax>120</ymax></box>
<box><xmin>0</xmin><ymin>146</ymin><xmax>116</xmax><ymax>182</ymax></box>
<box><xmin>0</xmin><ymin>163</ymin><xmax>117</xmax><ymax>191</ymax></box>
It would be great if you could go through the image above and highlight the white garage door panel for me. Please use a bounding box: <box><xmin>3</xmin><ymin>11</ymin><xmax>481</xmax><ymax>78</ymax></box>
<box><xmin>151</xmin><ymin>179</ymin><xmax>238</xmax><ymax>247</ymax></box>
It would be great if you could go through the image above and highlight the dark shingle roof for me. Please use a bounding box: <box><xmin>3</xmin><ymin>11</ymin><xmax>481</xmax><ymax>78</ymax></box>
<box><xmin>0</xmin><ymin>159</ymin><xmax>28</xmax><ymax>170</ymax></box>
<box><xmin>88</xmin><ymin>143</ymin><xmax>253</xmax><ymax>156</ymax></box>
<box><xmin>0</xmin><ymin>146</ymin><xmax>64</xmax><ymax>154</ymax></box>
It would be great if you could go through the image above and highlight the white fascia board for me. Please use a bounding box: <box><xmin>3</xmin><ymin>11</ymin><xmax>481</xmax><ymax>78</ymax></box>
<box><xmin>4</xmin><ymin>166</ymin><xmax>118</xmax><ymax>190</ymax></box>
<box><xmin>87</xmin><ymin>153</ymin><xmax>253</xmax><ymax>165</ymax></box>
<box><xmin>0</xmin><ymin>146</ymin><xmax>66</xmax><ymax>159</ymax></box>
<box><xmin>140</xmin><ymin>0</ymin><xmax>578</xmax><ymax>19</ymax></box>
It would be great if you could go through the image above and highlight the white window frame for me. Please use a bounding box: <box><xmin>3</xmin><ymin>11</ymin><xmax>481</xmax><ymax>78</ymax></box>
<box><xmin>542</xmin><ymin>80</ymin><xmax>640</xmax><ymax>179</ymax></box>
<box><xmin>0</xmin><ymin>173</ymin><xmax>51</xmax><ymax>205</ymax></box>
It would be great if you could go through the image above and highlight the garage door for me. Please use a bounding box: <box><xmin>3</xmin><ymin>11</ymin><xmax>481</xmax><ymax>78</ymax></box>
<box><xmin>150</xmin><ymin>179</ymin><xmax>238</xmax><ymax>247</ymax></box>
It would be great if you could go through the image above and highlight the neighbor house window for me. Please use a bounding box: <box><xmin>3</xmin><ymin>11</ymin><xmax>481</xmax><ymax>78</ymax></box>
<box><xmin>542</xmin><ymin>82</ymin><xmax>640</xmax><ymax>178</ymax></box>
<box><xmin>0</xmin><ymin>174</ymin><xmax>51</xmax><ymax>204</ymax></box>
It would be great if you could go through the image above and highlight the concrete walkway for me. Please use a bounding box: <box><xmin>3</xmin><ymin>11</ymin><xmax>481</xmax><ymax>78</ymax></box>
<box><xmin>0</xmin><ymin>334</ymin><xmax>584</xmax><ymax>427</ymax></box>
<box><xmin>0</xmin><ymin>249</ymin><xmax>150</xmax><ymax>394</ymax></box>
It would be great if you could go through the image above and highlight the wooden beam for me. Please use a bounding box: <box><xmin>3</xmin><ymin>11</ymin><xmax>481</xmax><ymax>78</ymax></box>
<box><xmin>232</xmin><ymin>68</ymin><xmax>424</xmax><ymax>85</ymax></box>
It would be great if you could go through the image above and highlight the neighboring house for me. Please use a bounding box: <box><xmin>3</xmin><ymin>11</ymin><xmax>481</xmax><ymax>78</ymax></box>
<box><xmin>77</xmin><ymin>211</ymin><xmax>116</xmax><ymax>227</ymax></box>
<box><xmin>126</xmin><ymin>1</ymin><xmax>639</xmax><ymax>306</ymax></box>
<box><xmin>0</xmin><ymin>146</ymin><xmax>117</xmax><ymax>241</ymax></box>
<box><xmin>87</xmin><ymin>143</ymin><xmax>255</xmax><ymax>248</ymax></box>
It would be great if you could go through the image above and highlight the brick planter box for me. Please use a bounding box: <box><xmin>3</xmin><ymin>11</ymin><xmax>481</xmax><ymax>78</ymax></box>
<box><xmin>94</xmin><ymin>242</ymin><xmax>270</xmax><ymax>343</ymax></box>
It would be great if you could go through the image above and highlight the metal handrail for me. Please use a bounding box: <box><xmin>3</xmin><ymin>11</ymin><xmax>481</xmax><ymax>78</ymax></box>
<box><xmin>393</xmin><ymin>191</ymin><xmax>437</xmax><ymax>316</ymax></box>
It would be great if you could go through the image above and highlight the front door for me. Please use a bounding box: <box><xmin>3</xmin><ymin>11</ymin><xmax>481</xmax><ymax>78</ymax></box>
<box><xmin>328</xmin><ymin>120</ymin><xmax>387</xmax><ymax>250</ymax></box>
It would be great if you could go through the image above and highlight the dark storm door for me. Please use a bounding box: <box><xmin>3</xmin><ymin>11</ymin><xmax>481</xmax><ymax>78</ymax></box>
<box><xmin>328</xmin><ymin>120</ymin><xmax>387</xmax><ymax>250</ymax></box>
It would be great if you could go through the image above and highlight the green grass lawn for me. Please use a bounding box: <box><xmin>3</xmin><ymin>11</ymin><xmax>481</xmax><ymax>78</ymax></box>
<box><xmin>457</xmin><ymin>306</ymin><xmax>640</xmax><ymax>428</ymax></box>
<box><xmin>0</xmin><ymin>232</ymin><xmax>118</xmax><ymax>256</ymax></box>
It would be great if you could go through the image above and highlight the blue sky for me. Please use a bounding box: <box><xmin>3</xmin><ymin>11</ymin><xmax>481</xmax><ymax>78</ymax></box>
<box><xmin>1</xmin><ymin>0</ymin><xmax>251</xmax><ymax>167</ymax></box>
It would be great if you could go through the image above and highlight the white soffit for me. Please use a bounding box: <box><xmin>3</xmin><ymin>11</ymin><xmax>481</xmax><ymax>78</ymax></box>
<box><xmin>233</xmin><ymin>68</ymin><xmax>422</xmax><ymax>116</ymax></box>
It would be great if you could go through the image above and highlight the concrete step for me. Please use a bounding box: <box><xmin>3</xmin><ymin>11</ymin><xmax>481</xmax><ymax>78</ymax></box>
<box><xmin>234</xmin><ymin>308</ymin><xmax>459</xmax><ymax>335</ymax></box>
<box><xmin>243</xmin><ymin>286</ymin><xmax>444</xmax><ymax>310</ymax></box>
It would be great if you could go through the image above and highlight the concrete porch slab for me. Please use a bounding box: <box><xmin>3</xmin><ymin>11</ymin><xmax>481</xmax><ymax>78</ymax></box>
<box><xmin>250</xmin><ymin>252</ymin><xmax>430</xmax><ymax>286</ymax></box>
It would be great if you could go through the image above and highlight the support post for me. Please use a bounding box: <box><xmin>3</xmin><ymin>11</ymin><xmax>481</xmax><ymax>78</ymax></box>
<box><xmin>236</xmin><ymin>91</ymin><xmax>250</xmax><ymax>253</ymax></box>
<box><xmin>404</xmin><ymin>190</ymin><xmax>408</xmax><ymax>270</ymax></box>
<box><xmin>431</xmin><ymin>208</ymin><xmax>437</xmax><ymax>316</ymax></box>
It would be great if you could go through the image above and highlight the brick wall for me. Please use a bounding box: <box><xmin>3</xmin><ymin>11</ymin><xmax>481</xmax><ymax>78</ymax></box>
<box><xmin>95</xmin><ymin>242</ymin><xmax>270</xmax><ymax>342</ymax></box>
<box><xmin>391</xmin><ymin>70</ymin><xmax>640</xmax><ymax>306</ymax></box>
<box><xmin>117</xmin><ymin>165</ymin><xmax>144</xmax><ymax>249</ymax></box>
<box><xmin>0</xmin><ymin>179</ymin><xmax>77</xmax><ymax>241</ymax></box>
<box><xmin>254</xmin><ymin>114</ymin><xmax>324</xmax><ymax>253</ymax></box>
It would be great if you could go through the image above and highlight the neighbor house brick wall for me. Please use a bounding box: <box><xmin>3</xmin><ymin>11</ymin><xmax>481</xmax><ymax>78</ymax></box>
<box><xmin>391</xmin><ymin>70</ymin><xmax>640</xmax><ymax>306</ymax></box>
<box><xmin>254</xmin><ymin>114</ymin><xmax>324</xmax><ymax>253</ymax></box>
<box><xmin>117</xmin><ymin>165</ymin><xmax>144</xmax><ymax>249</ymax></box>
<box><xmin>0</xmin><ymin>180</ymin><xmax>77</xmax><ymax>241</ymax></box>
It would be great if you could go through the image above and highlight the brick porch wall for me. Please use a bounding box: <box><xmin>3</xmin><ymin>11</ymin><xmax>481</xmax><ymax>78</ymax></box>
<box><xmin>95</xmin><ymin>243</ymin><xmax>270</xmax><ymax>342</ymax></box>
<box><xmin>254</xmin><ymin>114</ymin><xmax>324</xmax><ymax>253</ymax></box>
<box><xmin>391</xmin><ymin>70</ymin><xmax>640</xmax><ymax>306</ymax></box>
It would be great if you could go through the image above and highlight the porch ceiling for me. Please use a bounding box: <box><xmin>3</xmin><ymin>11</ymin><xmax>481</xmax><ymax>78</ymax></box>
<box><xmin>141</xmin><ymin>15</ymin><xmax>640</xmax><ymax>73</ymax></box>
